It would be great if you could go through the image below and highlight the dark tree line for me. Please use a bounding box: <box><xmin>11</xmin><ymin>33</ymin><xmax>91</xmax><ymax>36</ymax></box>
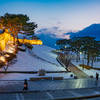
<box><xmin>56</xmin><ymin>36</ymin><xmax>100</xmax><ymax>67</ymax></box>
<box><xmin>0</xmin><ymin>13</ymin><xmax>37</xmax><ymax>44</ymax></box>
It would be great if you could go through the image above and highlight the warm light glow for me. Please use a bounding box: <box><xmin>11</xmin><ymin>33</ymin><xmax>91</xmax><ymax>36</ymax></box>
<box><xmin>0</xmin><ymin>29</ymin><xmax>43</xmax><ymax>51</ymax></box>
<box><xmin>4</xmin><ymin>54</ymin><xmax>10</xmax><ymax>57</ymax></box>
<box><xmin>0</xmin><ymin>56</ymin><xmax>6</xmax><ymax>62</ymax></box>
<box><xmin>18</xmin><ymin>39</ymin><xmax>43</xmax><ymax>45</ymax></box>
<box><xmin>6</xmin><ymin>49</ymin><xmax>14</xmax><ymax>53</ymax></box>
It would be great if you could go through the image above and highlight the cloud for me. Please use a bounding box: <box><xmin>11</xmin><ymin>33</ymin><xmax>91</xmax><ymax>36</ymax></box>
<box><xmin>57</xmin><ymin>34</ymin><xmax>70</xmax><ymax>39</ymax></box>
<box><xmin>36</xmin><ymin>26</ymin><xmax>71</xmax><ymax>39</ymax></box>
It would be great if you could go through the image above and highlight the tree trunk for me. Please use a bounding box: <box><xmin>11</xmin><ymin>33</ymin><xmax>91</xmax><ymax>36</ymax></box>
<box><xmin>87</xmin><ymin>53</ymin><xmax>90</xmax><ymax>66</ymax></box>
<box><xmin>76</xmin><ymin>52</ymin><xmax>80</xmax><ymax>62</ymax></box>
<box><xmin>91</xmin><ymin>57</ymin><xmax>95</xmax><ymax>67</ymax></box>
<box><xmin>13</xmin><ymin>34</ymin><xmax>16</xmax><ymax>45</ymax></box>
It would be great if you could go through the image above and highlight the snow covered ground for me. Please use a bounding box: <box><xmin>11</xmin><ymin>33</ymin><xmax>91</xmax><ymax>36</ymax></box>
<box><xmin>7</xmin><ymin>45</ymin><xmax>66</xmax><ymax>72</ymax></box>
<box><xmin>32</xmin><ymin>45</ymin><xmax>59</xmax><ymax>65</ymax></box>
<box><xmin>77</xmin><ymin>54</ymin><xmax>100</xmax><ymax>68</ymax></box>
<box><xmin>0</xmin><ymin>45</ymin><xmax>74</xmax><ymax>80</ymax></box>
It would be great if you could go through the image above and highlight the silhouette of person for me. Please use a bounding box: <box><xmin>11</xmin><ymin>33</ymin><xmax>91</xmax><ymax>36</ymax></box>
<box><xmin>23</xmin><ymin>79</ymin><xmax>28</xmax><ymax>91</ymax></box>
<box><xmin>96</xmin><ymin>73</ymin><xmax>99</xmax><ymax>81</ymax></box>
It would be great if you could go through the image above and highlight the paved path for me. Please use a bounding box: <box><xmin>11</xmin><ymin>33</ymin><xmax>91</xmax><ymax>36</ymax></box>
<box><xmin>57</xmin><ymin>53</ymin><xmax>89</xmax><ymax>78</ymax></box>
<box><xmin>0</xmin><ymin>79</ymin><xmax>99</xmax><ymax>92</ymax></box>
<box><xmin>0</xmin><ymin>88</ymin><xmax>100</xmax><ymax>100</ymax></box>
<box><xmin>68</xmin><ymin>63</ymin><xmax>89</xmax><ymax>78</ymax></box>
<box><xmin>0</xmin><ymin>79</ymin><xmax>100</xmax><ymax>100</ymax></box>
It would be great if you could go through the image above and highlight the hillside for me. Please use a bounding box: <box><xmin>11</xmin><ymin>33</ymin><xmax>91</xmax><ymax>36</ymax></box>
<box><xmin>36</xmin><ymin>24</ymin><xmax>100</xmax><ymax>49</ymax></box>
<box><xmin>0</xmin><ymin>45</ymin><xmax>73</xmax><ymax>80</ymax></box>
<box><xmin>70</xmin><ymin>24</ymin><xmax>100</xmax><ymax>40</ymax></box>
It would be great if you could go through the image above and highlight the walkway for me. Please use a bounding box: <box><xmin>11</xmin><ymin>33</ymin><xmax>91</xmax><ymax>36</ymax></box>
<box><xmin>0</xmin><ymin>79</ymin><xmax>100</xmax><ymax>100</ymax></box>
<box><xmin>68</xmin><ymin>63</ymin><xmax>89</xmax><ymax>78</ymax></box>
<box><xmin>57</xmin><ymin>53</ymin><xmax>89</xmax><ymax>78</ymax></box>
<box><xmin>0</xmin><ymin>79</ymin><xmax>99</xmax><ymax>92</ymax></box>
<box><xmin>1</xmin><ymin>88</ymin><xmax>100</xmax><ymax>100</ymax></box>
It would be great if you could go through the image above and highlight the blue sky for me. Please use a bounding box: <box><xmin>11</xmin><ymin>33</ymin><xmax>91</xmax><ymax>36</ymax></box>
<box><xmin>0</xmin><ymin>0</ymin><xmax>100</xmax><ymax>31</ymax></box>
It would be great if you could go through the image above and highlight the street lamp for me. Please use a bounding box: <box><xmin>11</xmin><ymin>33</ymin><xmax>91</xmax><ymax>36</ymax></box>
<box><xmin>80</xmin><ymin>52</ymin><xmax>84</xmax><ymax>70</ymax></box>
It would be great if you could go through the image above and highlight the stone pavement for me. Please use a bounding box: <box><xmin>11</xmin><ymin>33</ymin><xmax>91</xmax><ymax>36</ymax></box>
<box><xmin>68</xmin><ymin>63</ymin><xmax>89</xmax><ymax>78</ymax></box>
<box><xmin>0</xmin><ymin>79</ymin><xmax>99</xmax><ymax>92</ymax></box>
<box><xmin>0</xmin><ymin>79</ymin><xmax>100</xmax><ymax>99</ymax></box>
<box><xmin>0</xmin><ymin>88</ymin><xmax>100</xmax><ymax>100</ymax></box>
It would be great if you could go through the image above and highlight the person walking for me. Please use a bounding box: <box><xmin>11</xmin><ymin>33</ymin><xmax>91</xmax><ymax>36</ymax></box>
<box><xmin>95</xmin><ymin>73</ymin><xmax>99</xmax><ymax>86</ymax></box>
<box><xmin>23</xmin><ymin>79</ymin><xmax>28</xmax><ymax>91</ymax></box>
<box><xmin>96</xmin><ymin>72</ymin><xmax>99</xmax><ymax>81</ymax></box>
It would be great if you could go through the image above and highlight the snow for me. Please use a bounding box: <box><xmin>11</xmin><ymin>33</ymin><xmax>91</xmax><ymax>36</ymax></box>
<box><xmin>7</xmin><ymin>48</ymin><xmax>66</xmax><ymax>71</ymax></box>
<box><xmin>70</xmin><ymin>52</ymin><xmax>100</xmax><ymax>78</ymax></box>
<box><xmin>32</xmin><ymin>45</ymin><xmax>59</xmax><ymax>65</ymax></box>
<box><xmin>1</xmin><ymin>44</ymin><xmax>99</xmax><ymax>81</ymax></box>
<box><xmin>0</xmin><ymin>45</ymin><xmax>74</xmax><ymax>80</ymax></box>
<box><xmin>78</xmin><ymin>54</ymin><xmax>100</xmax><ymax>68</ymax></box>
<box><xmin>72</xmin><ymin>60</ymin><xmax>100</xmax><ymax>78</ymax></box>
